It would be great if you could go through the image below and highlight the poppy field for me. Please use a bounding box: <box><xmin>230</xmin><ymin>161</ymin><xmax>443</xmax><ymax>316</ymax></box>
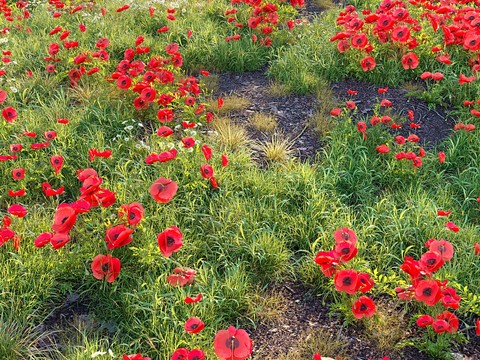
<box><xmin>0</xmin><ymin>0</ymin><xmax>479</xmax><ymax>359</ymax></box>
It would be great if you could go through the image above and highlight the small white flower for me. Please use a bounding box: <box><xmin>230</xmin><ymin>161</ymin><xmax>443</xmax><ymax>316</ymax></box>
<box><xmin>91</xmin><ymin>351</ymin><xmax>106</xmax><ymax>358</ymax></box>
<box><xmin>124</xmin><ymin>125</ymin><xmax>134</xmax><ymax>131</ymax></box>
<box><xmin>124</xmin><ymin>137</ymin><xmax>130</xmax><ymax>141</ymax></box>
<box><xmin>10</xmin><ymin>86</ymin><xmax>18</xmax><ymax>93</ymax></box>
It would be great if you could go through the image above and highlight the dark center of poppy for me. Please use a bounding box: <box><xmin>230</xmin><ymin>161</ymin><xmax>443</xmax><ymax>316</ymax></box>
<box><xmin>190</xmin><ymin>323</ymin><xmax>198</xmax><ymax>329</ymax></box>
<box><xmin>427</xmin><ymin>258</ymin><xmax>436</xmax><ymax>265</ymax></box>
<box><xmin>341</xmin><ymin>232</ymin><xmax>350</xmax><ymax>240</ymax></box>
<box><xmin>343</xmin><ymin>277</ymin><xmax>352</xmax><ymax>286</ymax></box>
<box><xmin>341</xmin><ymin>247</ymin><xmax>350</xmax><ymax>254</ymax></box>
<box><xmin>129</xmin><ymin>212</ymin><xmax>136</xmax><ymax>220</ymax></box>
<box><xmin>397</xmin><ymin>30</ymin><xmax>404</xmax><ymax>37</ymax></box>
<box><xmin>113</xmin><ymin>233</ymin><xmax>119</xmax><ymax>240</ymax></box>
<box><xmin>102</xmin><ymin>263</ymin><xmax>109</xmax><ymax>272</ymax></box>
<box><xmin>423</xmin><ymin>288</ymin><xmax>432</xmax><ymax>297</ymax></box>
<box><xmin>226</xmin><ymin>336</ymin><xmax>240</xmax><ymax>350</ymax></box>
<box><xmin>16</xmin><ymin>171</ymin><xmax>21</xmax><ymax>177</ymax></box>
<box><xmin>382</xmin><ymin>19</ymin><xmax>389</xmax><ymax>26</ymax></box>
<box><xmin>360</xmin><ymin>303</ymin><xmax>368</xmax><ymax>311</ymax></box>
<box><xmin>437</xmin><ymin>245</ymin><xmax>445</xmax><ymax>254</ymax></box>
<box><xmin>469</xmin><ymin>39</ymin><xmax>477</xmax><ymax>46</ymax></box>
<box><xmin>61</xmin><ymin>216</ymin><xmax>68</xmax><ymax>224</ymax></box>
<box><xmin>166</xmin><ymin>236</ymin><xmax>175</xmax><ymax>246</ymax></box>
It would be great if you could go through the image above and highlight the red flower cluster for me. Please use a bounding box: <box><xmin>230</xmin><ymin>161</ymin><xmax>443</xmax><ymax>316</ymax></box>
<box><xmin>315</xmin><ymin>228</ymin><xmax>376</xmax><ymax>319</ymax></box>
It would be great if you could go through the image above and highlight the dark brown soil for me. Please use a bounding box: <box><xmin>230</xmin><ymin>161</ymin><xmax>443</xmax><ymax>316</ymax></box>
<box><xmin>216</xmin><ymin>69</ymin><xmax>322</xmax><ymax>161</ymax></box>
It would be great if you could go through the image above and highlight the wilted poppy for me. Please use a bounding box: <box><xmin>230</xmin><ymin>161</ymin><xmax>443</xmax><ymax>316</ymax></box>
<box><xmin>185</xmin><ymin>293</ymin><xmax>203</xmax><ymax>304</ymax></box>
<box><xmin>91</xmin><ymin>254</ymin><xmax>121</xmax><ymax>283</ymax></box>
<box><xmin>167</xmin><ymin>267</ymin><xmax>196</xmax><ymax>287</ymax></box>
<box><xmin>158</xmin><ymin>226</ymin><xmax>183</xmax><ymax>257</ymax></box>
<box><xmin>445</xmin><ymin>221</ymin><xmax>459</xmax><ymax>232</ymax></box>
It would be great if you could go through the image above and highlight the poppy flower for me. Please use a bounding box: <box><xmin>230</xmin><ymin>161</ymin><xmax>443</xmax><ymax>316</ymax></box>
<box><xmin>123</xmin><ymin>354</ymin><xmax>151</xmax><ymax>360</ymax></box>
<box><xmin>213</xmin><ymin>326</ymin><xmax>253</xmax><ymax>360</ymax></box>
<box><xmin>91</xmin><ymin>254</ymin><xmax>121</xmax><ymax>283</ymax></box>
<box><xmin>407</xmin><ymin>134</ymin><xmax>420</xmax><ymax>143</ymax></box>
<box><xmin>420</xmin><ymin>72</ymin><xmax>432</xmax><ymax>80</ymax></box>
<box><xmin>441</xmin><ymin>287</ymin><xmax>461</xmax><ymax>310</ymax></box>
<box><xmin>222</xmin><ymin>154</ymin><xmax>228</xmax><ymax>167</ymax></box>
<box><xmin>334</xmin><ymin>269</ymin><xmax>359</xmax><ymax>294</ymax></box>
<box><xmin>10</xmin><ymin>144</ymin><xmax>22</xmax><ymax>153</ymax></box>
<box><xmin>360</xmin><ymin>56</ymin><xmax>377</xmax><ymax>71</ymax></box>
<box><xmin>380</xmin><ymin>99</ymin><xmax>392</xmax><ymax>107</ymax></box>
<box><xmin>118</xmin><ymin>202</ymin><xmax>144</xmax><ymax>227</ymax></box>
<box><xmin>52</xmin><ymin>206</ymin><xmax>76</xmax><ymax>234</ymax></box>
<box><xmin>8</xmin><ymin>204</ymin><xmax>27</xmax><ymax>218</ymax></box>
<box><xmin>351</xmin><ymin>33</ymin><xmax>368</xmax><ymax>48</ymax></box>
<box><xmin>157</xmin><ymin>109</ymin><xmax>174</xmax><ymax>123</ymax></box>
<box><xmin>352</xmin><ymin>296</ymin><xmax>376</xmax><ymax>319</ymax></box>
<box><xmin>438</xmin><ymin>151</ymin><xmax>446</xmax><ymax>163</ymax></box>
<box><xmin>42</xmin><ymin>182</ymin><xmax>64</xmax><ymax>196</ymax></box>
<box><xmin>167</xmin><ymin>267</ymin><xmax>196</xmax><ymax>287</ymax></box>
<box><xmin>436</xmin><ymin>311</ymin><xmax>458</xmax><ymax>333</ymax></box>
<box><xmin>475</xmin><ymin>243</ymin><xmax>480</xmax><ymax>255</ymax></box>
<box><xmin>185</xmin><ymin>293</ymin><xmax>202</xmax><ymax>304</ymax></box>
<box><xmin>184</xmin><ymin>317</ymin><xmax>204</xmax><ymax>334</ymax></box>
<box><xmin>402</xmin><ymin>52</ymin><xmax>419</xmax><ymax>70</ymax></box>
<box><xmin>391</xmin><ymin>26</ymin><xmax>410</xmax><ymax>42</ymax></box>
<box><xmin>432</xmin><ymin>72</ymin><xmax>444</xmax><ymax>81</ymax></box>
<box><xmin>417</xmin><ymin>314</ymin><xmax>434</xmax><ymax>327</ymax></box>
<box><xmin>445</xmin><ymin>221</ymin><xmax>459</xmax><ymax>232</ymax></box>
<box><xmin>150</xmin><ymin>177</ymin><xmax>178</xmax><ymax>203</ymax></box>
<box><xmin>12</xmin><ymin>168</ymin><xmax>25</xmax><ymax>180</ymax></box>
<box><xmin>209</xmin><ymin>176</ymin><xmax>219</xmax><ymax>190</ymax></box>
<box><xmin>432</xmin><ymin>319</ymin><xmax>449</xmax><ymax>333</ymax></box>
<box><xmin>34</xmin><ymin>232</ymin><xmax>53</xmax><ymax>248</ymax></box>
<box><xmin>201</xmin><ymin>145</ymin><xmax>212</xmax><ymax>161</ymax></box>
<box><xmin>157</xmin><ymin>126</ymin><xmax>174</xmax><ymax>137</ymax></box>
<box><xmin>181</xmin><ymin>137</ymin><xmax>196</xmax><ymax>148</ymax></box>
<box><xmin>50</xmin><ymin>155</ymin><xmax>63</xmax><ymax>174</ymax></box>
<box><xmin>428</xmin><ymin>239</ymin><xmax>453</xmax><ymax>261</ymax></box>
<box><xmin>171</xmin><ymin>348</ymin><xmax>189</xmax><ymax>360</ymax></box>
<box><xmin>459</xmin><ymin>73</ymin><xmax>476</xmax><ymax>85</ymax></box>
<box><xmin>50</xmin><ymin>233</ymin><xmax>70</xmax><ymax>249</ymax></box>
<box><xmin>357</xmin><ymin>272</ymin><xmax>374</xmax><ymax>293</ymax></box>
<box><xmin>333</xmin><ymin>227</ymin><xmax>357</xmax><ymax>244</ymax></box>
<box><xmin>44</xmin><ymin>131</ymin><xmax>57</xmax><ymax>141</ymax></box>
<box><xmin>2</xmin><ymin>106</ymin><xmax>17</xmax><ymax>122</ymax></box>
<box><xmin>414</xmin><ymin>280</ymin><xmax>441</xmax><ymax>306</ymax></box>
<box><xmin>158</xmin><ymin>226</ymin><xmax>183</xmax><ymax>258</ymax></box>
<box><xmin>187</xmin><ymin>349</ymin><xmax>204</xmax><ymax>360</ymax></box>
<box><xmin>313</xmin><ymin>354</ymin><xmax>321</xmax><ymax>360</ymax></box>
<box><xmin>105</xmin><ymin>224</ymin><xmax>134</xmax><ymax>250</ymax></box>
<box><xmin>200</xmin><ymin>164</ymin><xmax>214</xmax><ymax>179</ymax></box>
<box><xmin>476</xmin><ymin>319</ymin><xmax>480</xmax><ymax>336</ymax></box>
<box><xmin>8</xmin><ymin>189</ymin><xmax>26</xmax><ymax>197</ymax></box>
<box><xmin>330</xmin><ymin>108</ymin><xmax>341</xmax><ymax>116</ymax></box>
<box><xmin>419</xmin><ymin>250</ymin><xmax>444</xmax><ymax>273</ymax></box>
<box><xmin>334</xmin><ymin>241</ymin><xmax>358</xmax><ymax>263</ymax></box>
<box><xmin>346</xmin><ymin>101</ymin><xmax>356</xmax><ymax>110</ymax></box>
<box><xmin>376</xmin><ymin>144</ymin><xmax>390</xmax><ymax>153</ymax></box>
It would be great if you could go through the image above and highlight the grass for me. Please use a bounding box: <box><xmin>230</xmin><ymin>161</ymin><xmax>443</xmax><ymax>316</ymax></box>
<box><xmin>249</xmin><ymin>112</ymin><xmax>277</xmax><ymax>133</ymax></box>
<box><xmin>0</xmin><ymin>0</ymin><xmax>479</xmax><ymax>359</ymax></box>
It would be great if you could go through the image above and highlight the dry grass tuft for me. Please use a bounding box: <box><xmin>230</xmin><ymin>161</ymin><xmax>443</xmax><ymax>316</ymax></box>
<box><xmin>267</xmin><ymin>81</ymin><xmax>293</xmax><ymax>97</ymax></box>
<box><xmin>249</xmin><ymin>112</ymin><xmax>277</xmax><ymax>133</ymax></box>
<box><xmin>208</xmin><ymin>95</ymin><xmax>251</xmax><ymax>115</ymax></box>
<box><xmin>212</xmin><ymin>117</ymin><xmax>252</xmax><ymax>151</ymax></box>
<box><xmin>256</xmin><ymin>135</ymin><xmax>295</xmax><ymax>163</ymax></box>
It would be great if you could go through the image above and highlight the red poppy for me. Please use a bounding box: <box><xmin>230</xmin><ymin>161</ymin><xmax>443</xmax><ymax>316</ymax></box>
<box><xmin>118</xmin><ymin>202</ymin><xmax>144</xmax><ymax>227</ymax></box>
<box><xmin>50</xmin><ymin>155</ymin><xmax>63</xmax><ymax>174</ymax></box>
<box><xmin>50</xmin><ymin>233</ymin><xmax>70</xmax><ymax>249</ymax></box>
<box><xmin>12</xmin><ymin>168</ymin><xmax>25</xmax><ymax>180</ymax></box>
<box><xmin>105</xmin><ymin>224</ymin><xmax>134</xmax><ymax>250</ymax></box>
<box><xmin>157</xmin><ymin>108</ymin><xmax>174</xmax><ymax>123</ymax></box>
<box><xmin>214</xmin><ymin>326</ymin><xmax>253</xmax><ymax>360</ymax></box>
<box><xmin>428</xmin><ymin>239</ymin><xmax>453</xmax><ymax>261</ymax></box>
<box><xmin>44</xmin><ymin>131</ymin><xmax>57</xmax><ymax>141</ymax></box>
<box><xmin>441</xmin><ymin>287</ymin><xmax>461</xmax><ymax>310</ymax></box>
<box><xmin>42</xmin><ymin>182</ymin><xmax>65</xmax><ymax>196</ymax></box>
<box><xmin>2</xmin><ymin>106</ymin><xmax>17</xmax><ymax>123</ymax></box>
<box><xmin>10</xmin><ymin>144</ymin><xmax>22</xmax><ymax>153</ymax></box>
<box><xmin>334</xmin><ymin>269</ymin><xmax>359</xmax><ymax>294</ymax></box>
<box><xmin>202</xmin><ymin>145</ymin><xmax>212</xmax><ymax>161</ymax></box>
<box><xmin>391</xmin><ymin>26</ymin><xmax>410</xmax><ymax>42</ymax></box>
<box><xmin>432</xmin><ymin>319</ymin><xmax>449</xmax><ymax>334</ymax></box>
<box><xmin>417</xmin><ymin>314</ymin><xmax>434</xmax><ymax>327</ymax></box>
<box><xmin>171</xmin><ymin>348</ymin><xmax>189</xmax><ymax>360</ymax></box>
<box><xmin>7</xmin><ymin>204</ymin><xmax>26</xmax><ymax>218</ymax></box>
<box><xmin>330</xmin><ymin>108</ymin><xmax>341</xmax><ymax>116</ymax></box>
<box><xmin>209</xmin><ymin>176</ymin><xmax>219</xmax><ymax>190</ymax></box>
<box><xmin>376</xmin><ymin>144</ymin><xmax>389</xmax><ymax>153</ymax></box>
<box><xmin>437</xmin><ymin>54</ymin><xmax>451</xmax><ymax>65</ymax></box>
<box><xmin>34</xmin><ymin>232</ymin><xmax>53</xmax><ymax>248</ymax></box>
<box><xmin>352</xmin><ymin>296</ymin><xmax>376</xmax><ymax>319</ymax></box>
<box><xmin>476</xmin><ymin>319</ymin><xmax>480</xmax><ymax>336</ymax></box>
<box><xmin>333</xmin><ymin>227</ymin><xmax>357</xmax><ymax>244</ymax></box>
<box><xmin>445</xmin><ymin>221</ymin><xmax>459</xmax><ymax>232</ymax></box>
<box><xmin>313</xmin><ymin>354</ymin><xmax>321</xmax><ymax>360</ymax></box>
<box><xmin>184</xmin><ymin>317</ymin><xmax>204</xmax><ymax>334</ymax></box>
<box><xmin>91</xmin><ymin>254</ymin><xmax>121</xmax><ymax>283</ymax></box>
<box><xmin>157</xmin><ymin>126</ymin><xmax>174</xmax><ymax>137</ymax></box>
<box><xmin>407</xmin><ymin>134</ymin><xmax>420</xmax><ymax>143</ymax></box>
<box><xmin>334</xmin><ymin>241</ymin><xmax>358</xmax><ymax>263</ymax></box>
<box><xmin>200</xmin><ymin>164</ymin><xmax>214</xmax><ymax>179</ymax></box>
<box><xmin>401</xmin><ymin>52</ymin><xmax>419</xmax><ymax>70</ymax></box>
<box><xmin>185</xmin><ymin>293</ymin><xmax>202</xmax><ymax>304</ymax></box>
<box><xmin>351</xmin><ymin>33</ymin><xmax>368</xmax><ymax>48</ymax></box>
<box><xmin>187</xmin><ymin>349</ymin><xmax>204</xmax><ymax>360</ymax></box>
<box><xmin>436</xmin><ymin>311</ymin><xmax>458</xmax><ymax>333</ymax></box>
<box><xmin>475</xmin><ymin>242</ymin><xmax>480</xmax><ymax>255</ymax></box>
<box><xmin>380</xmin><ymin>99</ymin><xmax>392</xmax><ymax>107</ymax></box>
<box><xmin>52</xmin><ymin>206</ymin><xmax>77</xmax><ymax>234</ymax></box>
<box><xmin>222</xmin><ymin>154</ymin><xmax>228</xmax><ymax>167</ymax></box>
<box><xmin>414</xmin><ymin>280</ymin><xmax>441</xmax><ymax>306</ymax></box>
<box><xmin>345</xmin><ymin>101</ymin><xmax>356</xmax><ymax>110</ymax></box>
<box><xmin>357</xmin><ymin>272</ymin><xmax>374</xmax><ymax>293</ymax></box>
<box><xmin>438</xmin><ymin>151</ymin><xmax>446</xmax><ymax>163</ymax></box>
<box><xmin>459</xmin><ymin>73</ymin><xmax>476</xmax><ymax>85</ymax></box>
<box><xmin>150</xmin><ymin>177</ymin><xmax>178</xmax><ymax>203</ymax></box>
<box><xmin>167</xmin><ymin>267</ymin><xmax>196</xmax><ymax>287</ymax></box>
<box><xmin>158</xmin><ymin>226</ymin><xmax>183</xmax><ymax>257</ymax></box>
<box><xmin>419</xmin><ymin>250</ymin><xmax>444</xmax><ymax>273</ymax></box>
<box><xmin>181</xmin><ymin>137</ymin><xmax>196</xmax><ymax>148</ymax></box>
<box><xmin>432</xmin><ymin>72</ymin><xmax>444</xmax><ymax>81</ymax></box>
<box><xmin>8</xmin><ymin>189</ymin><xmax>26</xmax><ymax>197</ymax></box>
